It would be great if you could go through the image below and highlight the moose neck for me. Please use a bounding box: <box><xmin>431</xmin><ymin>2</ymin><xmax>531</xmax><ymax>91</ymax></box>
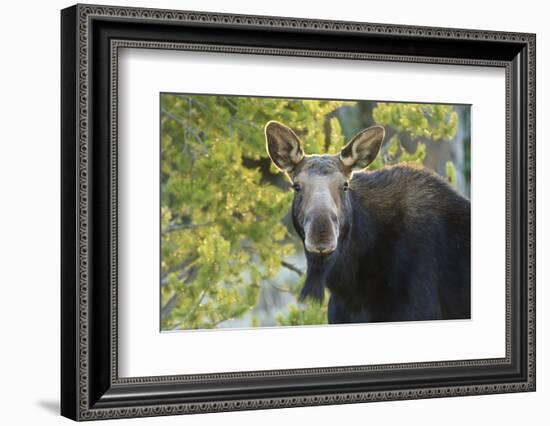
<box><xmin>301</xmin><ymin>191</ymin><xmax>375</xmax><ymax>304</ymax></box>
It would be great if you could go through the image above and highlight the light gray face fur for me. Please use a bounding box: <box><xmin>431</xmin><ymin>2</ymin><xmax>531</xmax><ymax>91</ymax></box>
<box><xmin>295</xmin><ymin>170</ymin><xmax>347</xmax><ymax>254</ymax></box>
<box><xmin>265</xmin><ymin>121</ymin><xmax>384</xmax><ymax>256</ymax></box>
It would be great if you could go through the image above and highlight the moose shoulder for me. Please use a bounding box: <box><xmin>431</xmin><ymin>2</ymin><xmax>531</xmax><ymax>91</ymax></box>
<box><xmin>265</xmin><ymin>120</ymin><xmax>470</xmax><ymax>324</ymax></box>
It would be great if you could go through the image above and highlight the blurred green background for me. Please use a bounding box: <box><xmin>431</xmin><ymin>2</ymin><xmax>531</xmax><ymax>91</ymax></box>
<box><xmin>160</xmin><ymin>94</ymin><xmax>470</xmax><ymax>331</ymax></box>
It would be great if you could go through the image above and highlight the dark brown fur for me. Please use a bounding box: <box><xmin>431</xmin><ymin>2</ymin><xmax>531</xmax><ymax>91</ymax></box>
<box><xmin>265</xmin><ymin>121</ymin><xmax>470</xmax><ymax>323</ymax></box>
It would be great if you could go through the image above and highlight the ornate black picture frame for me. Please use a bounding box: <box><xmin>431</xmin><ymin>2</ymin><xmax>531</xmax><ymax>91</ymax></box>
<box><xmin>61</xmin><ymin>3</ymin><xmax>536</xmax><ymax>421</ymax></box>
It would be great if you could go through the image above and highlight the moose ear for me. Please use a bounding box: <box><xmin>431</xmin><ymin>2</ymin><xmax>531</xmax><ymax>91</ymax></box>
<box><xmin>265</xmin><ymin>121</ymin><xmax>304</xmax><ymax>173</ymax></box>
<box><xmin>340</xmin><ymin>125</ymin><xmax>385</xmax><ymax>170</ymax></box>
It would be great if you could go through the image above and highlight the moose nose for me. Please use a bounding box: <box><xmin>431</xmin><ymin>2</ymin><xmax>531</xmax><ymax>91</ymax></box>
<box><xmin>303</xmin><ymin>212</ymin><xmax>339</xmax><ymax>256</ymax></box>
<box><xmin>305</xmin><ymin>241</ymin><xmax>337</xmax><ymax>255</ymax></box>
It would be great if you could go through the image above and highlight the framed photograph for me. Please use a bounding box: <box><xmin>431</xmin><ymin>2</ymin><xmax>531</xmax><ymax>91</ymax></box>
<box><xmin>61</xmin><ymin>4</ymin><xmax>536</xmax><ymax>421</ymax></box>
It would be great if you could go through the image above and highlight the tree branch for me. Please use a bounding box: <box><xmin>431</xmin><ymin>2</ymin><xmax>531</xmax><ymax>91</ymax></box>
<box><xmin>169</xmin><ymin>289</ymin><xmax>208</xmax><ymax>330</ymax></box>
<box><xmin>161</xmin><ymin>293</ymin><xmax>179</xmax><ymax>321</ymax></box>
<box><xmin>161</xmin><ymin>265</ymin><xmax>200</xmax><ymax>322</ymax></box>
<box><xmin>162</xmin><ymin>221</ymin><xmax>214</xmax><ymax>235</ymax></box>
<box><xmin>281</xmin><ymin>261</ymin><xmax>304</xmax><ymax>276</ymax></box>
<box><xmin>267</xmin><ymin>280</ymin><xmax>294</xmax><ymax>293</ymax></box>
<box><xmin>222</xmin><ymin>96</ymin><xmax>239</xmax><ymax>111</ymax></box>
<box><xmin>174</xmin><ymin>94</ymin><xmax>208</xmax><ymax>109</ymax></box>
<box><xmin>161</xmin><ymin>256</ymin><xmax>196</xmax><ymax>281</ymax></box>
<box><xmin>161</xmin><ymin>107</ymin><xmax>207</xmax><ymax>151</ymax></box>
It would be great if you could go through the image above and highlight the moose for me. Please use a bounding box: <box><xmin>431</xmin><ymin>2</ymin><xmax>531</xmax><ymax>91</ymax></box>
<box><xmin>265</xmin><ymin>121</ymin><xmax>470</xmax><ymax>324</ymax></box>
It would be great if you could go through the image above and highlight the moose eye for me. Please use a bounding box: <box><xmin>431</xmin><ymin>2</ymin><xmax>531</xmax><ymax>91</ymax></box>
<box><xmin>292</xmin><ymin>183</ymin><xmax>302</xmax><ymax>192</ymax></box>
<box><xmin>343</xmin><ymin>181</ymin><xmax>350</xmax><ymax>192</ymax></box>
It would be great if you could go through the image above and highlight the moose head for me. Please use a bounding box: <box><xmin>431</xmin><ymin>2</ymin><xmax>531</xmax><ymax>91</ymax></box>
<box><xmin>265</xmin><ymin>120</ymin><xmax>385</xmax><ymax>262</ymax></box>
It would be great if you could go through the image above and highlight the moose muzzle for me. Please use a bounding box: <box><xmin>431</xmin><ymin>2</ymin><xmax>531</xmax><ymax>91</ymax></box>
<box><xmin>304</xmin><ymin>213</ymin><xmax>339</xmax><ymax>256</ymax></box>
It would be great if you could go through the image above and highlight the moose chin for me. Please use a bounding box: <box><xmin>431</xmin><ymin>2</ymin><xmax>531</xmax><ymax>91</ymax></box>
<box><xmin>265</xmin><ymin>120</ymin><xmax>471</xmax><ymax>324</ymax></box>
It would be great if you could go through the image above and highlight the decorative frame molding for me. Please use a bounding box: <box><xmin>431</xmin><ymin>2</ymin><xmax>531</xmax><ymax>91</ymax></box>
<box><xmin>61</xmin><ymin>3</ymin><xmax>536</xmax><ymax>421</ymax></box>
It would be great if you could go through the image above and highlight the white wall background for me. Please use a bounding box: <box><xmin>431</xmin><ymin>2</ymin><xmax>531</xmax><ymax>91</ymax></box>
<box><xmin>0</xmin><ymin>0</ymin><xmax>546</xmax><ymax>424</ymax></box>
